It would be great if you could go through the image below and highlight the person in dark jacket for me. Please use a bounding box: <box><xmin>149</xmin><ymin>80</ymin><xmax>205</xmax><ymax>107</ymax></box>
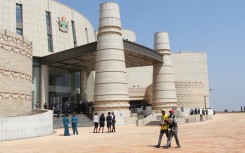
<box><xmin>106</xmin><ymin>112</ymin><xmax>112</xmax><ymax>133</ymax></box>
<box><xmin>165</xmin><ymin>109</ymin><xmax>181</xmax><ymax>148</ymax></box>
<box><xmin>43</xmin><ymin>103</ymin><xmax>48</xmax><ymax>109</ymax></box>
<box><xmin>71</xmin><ymin>112</ymin><xmax>78</xmax><ymax>135</ymax></box>
<box><xmin>111</xmin><ymin>112</ymin><xmax>116</xmax><ymax>132</ymax></box>
<box><xmin>98</xmin><ymin>113</ymin><xmax>105</xmax><ymax>133</ymax></box>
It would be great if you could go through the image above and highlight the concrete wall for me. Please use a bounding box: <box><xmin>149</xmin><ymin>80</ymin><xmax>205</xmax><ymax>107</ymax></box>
<box><xmin>175</xmin><ymin>81</ymin><xmax>205</xmax><ymax>108</ymax></box>
<box><xmin>0</xmin><ymin>29</ymin><xmax>32</xmax><ymax>117</ymax></box>
<box><xmin>0</xmin><ymin>0</ymin><xmax>95</xmax><ymax>57</ymax></box>
<box><xmin>0</xmin><ymin>110</ymin><xmax>53</xmax><ymax>141</ymax></box>
<box><xmin>172</xmin><ymin>52</ymin><xmax>210</xmax><ymax>108</ymax></box>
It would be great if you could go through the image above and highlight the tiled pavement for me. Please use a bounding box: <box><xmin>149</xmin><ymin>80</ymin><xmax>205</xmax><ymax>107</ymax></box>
<box><xmin>0</xmin><ymin>113</ymin><xmax>244</xmax><ymax>153</ymax></box>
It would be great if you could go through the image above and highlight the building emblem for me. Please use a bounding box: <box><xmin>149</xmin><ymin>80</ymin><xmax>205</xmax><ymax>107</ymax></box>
<box><xmin>57</xmin><ymin>16</ymin><xmax>69</xmax><ymax>32</ymax></box>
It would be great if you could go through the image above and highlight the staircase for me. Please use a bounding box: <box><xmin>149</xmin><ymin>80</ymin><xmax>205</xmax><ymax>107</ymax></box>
<box><xmin>137</xmin><ymin>110</ymin><xmax>186</xmax><ymax>126</ymax></box>
<box><xmin>53</xmin><ymin>114</ymin><xmax>93</xmax><ymax>129</ymax></box>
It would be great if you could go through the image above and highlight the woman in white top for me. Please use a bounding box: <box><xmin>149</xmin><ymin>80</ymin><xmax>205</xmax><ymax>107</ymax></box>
<box><xmin>93</xmin><ymin>113</ymin><xmax>99</xmax><ymax>133</ymax></box>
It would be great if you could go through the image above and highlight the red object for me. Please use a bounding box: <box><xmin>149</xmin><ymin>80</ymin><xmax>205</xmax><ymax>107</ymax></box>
<box><xmin>169</xmin><ymin>109</ymin><xmax>174</xmax><ymax>113</ymax></box>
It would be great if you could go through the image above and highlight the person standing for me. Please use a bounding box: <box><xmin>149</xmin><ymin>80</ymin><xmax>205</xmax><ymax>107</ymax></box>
<box><xmin>98</xmin><ymin>113</ymin><xmax>105</xmax><ymax>133</ymax></box>
<box><xmin>155</xmin><ymin>108</ymin><xmax>169</xmax><ymax>148</ymax></box>
<box><xmin>71</xmin><ymin>112</ymin><xmax>78</xmax><ymax>135</ymax></box>
<box><xmin>106</xmin><ymin>112</ymin><xmax>112</xmax><ymax>133</ymax></box>
<box><xmin>111</xmin><ymin>112</ymin><xmax>116</xmax><ymax>132</ymax></box>
<box><xmin>93</xmin><ymin>113</ymin><xmax>99</xmax><ymax>133</ymax></box>
<box><xmin>55</xmin><ymin>103</ymin><xmax>62</xmax><ymax>118</ymax></box>
<box><xmin>63</xmin><ymin>113</ymin><xmax>70</xmax><ymax>136</ymax></box>
<box><xmin>202</xmin><ymin>108</ymin><xmax>205</xmax><ymax>116</ymax></box>
<box><xmin>165</xmin><ymin>109</ymin><xmax>181</xmax><ymax>148</ymax></box>
<box><xmin>43</xmin><ymin>103</ymin><xmax>48</xmax><ymax>109</ymax></box>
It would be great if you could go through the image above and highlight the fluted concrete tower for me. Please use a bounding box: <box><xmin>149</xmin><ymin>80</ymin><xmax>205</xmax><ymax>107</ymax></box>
<box><xmin>94</xmin><ymin>2</ymin><xmax>130</xmax><ymax>125</ymax></box>
<box><xmin>152</xmin><ymin>32</ymin><xmax>177</xmax><ymax>113</ymax></box>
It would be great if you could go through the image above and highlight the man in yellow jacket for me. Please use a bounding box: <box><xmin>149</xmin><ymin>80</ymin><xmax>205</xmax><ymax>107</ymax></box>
<box><xmin>155</xmin><ymin>108</ymin><xmax>169</xmax><ymax>148</ymax></box>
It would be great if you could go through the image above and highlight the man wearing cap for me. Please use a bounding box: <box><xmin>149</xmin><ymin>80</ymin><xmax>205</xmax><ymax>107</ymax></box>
<box><xmin>165</xmin><ymin>109</ymin><xmax>181</xmax><ymax>148</ymax></box>
<box><xmin>155</xmin><ymin>108</ymin><xmax>169</xmax><ymax>148</ymax></box>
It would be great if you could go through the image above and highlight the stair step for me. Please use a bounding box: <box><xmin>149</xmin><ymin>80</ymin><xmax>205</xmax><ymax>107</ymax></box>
<box><xmin>53</xmin><ymin>114</ymin><xmax>93</xmax><ymax>129</ymax></box>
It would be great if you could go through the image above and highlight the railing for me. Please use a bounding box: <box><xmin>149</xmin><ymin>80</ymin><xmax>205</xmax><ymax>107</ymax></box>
<box><xmin>123</xmin><ymin>40</ymin><xmax>163</xmax><ymax>62</ymax></box>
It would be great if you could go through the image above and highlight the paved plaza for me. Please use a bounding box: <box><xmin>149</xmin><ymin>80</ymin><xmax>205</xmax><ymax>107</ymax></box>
<box><xmin>0</xmin><ymin>113</ymin><xmax>244</xmax><ymax>153</ymax></box>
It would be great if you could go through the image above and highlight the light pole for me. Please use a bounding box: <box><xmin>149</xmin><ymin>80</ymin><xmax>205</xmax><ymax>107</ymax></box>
<box><xmin>209</xmin><ymin>89</ymin><xmax>212</xmax><ymax>109</ymax></box>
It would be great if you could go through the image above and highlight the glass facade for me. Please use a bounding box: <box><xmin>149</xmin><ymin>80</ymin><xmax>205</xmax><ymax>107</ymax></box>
<box><xmin>31</xmin><ymin>61</ymin><xmax>81</xmax><ymax>109</ymax></box>
<box><xmin>48</xmin><ymin>68</ymin><xmax>80</xmax><ymax>108</ymax></box>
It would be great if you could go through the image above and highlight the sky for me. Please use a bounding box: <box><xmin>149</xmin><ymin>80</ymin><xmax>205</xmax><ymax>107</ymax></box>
<box><xmin>59</xmin><ymin>0</ymin><xmax>245</xmax><ymax>111</ymax></box>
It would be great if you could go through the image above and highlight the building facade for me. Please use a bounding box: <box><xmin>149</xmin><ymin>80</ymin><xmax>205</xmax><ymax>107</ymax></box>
<box><xmin>0</xmin><ymin>0</ymin><xmax>210</xmax><ymax>118</ymax></box>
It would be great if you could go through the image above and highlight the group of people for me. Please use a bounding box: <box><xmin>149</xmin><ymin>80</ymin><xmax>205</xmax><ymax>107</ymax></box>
<box><xmin>93</xmin><ymin>112</ymin><xmax>116</xmax><ymax>133</ymax></box>
<box><xmin>240</xmin><ymin>106</ymin><xmax>245</xmax><ymax>112</ymax></box>
<box><xmin>190</xmin><ymin>108</ymin><xmax>208</xmax><ymax>116</ymax></box>
<box><xmin>53</xmin><ymin>101</ymin><xmax>94</xmax><ymax>119</ymax></box>
<box><xmin>155</xmin><ymin>108</ymin><xmax>181</xmax><ymax>149</ymax></box>
<box><xmin>62</xmin><ymin>108</ymin><xmax>181</xmax><ymax>150</ymax></box>
<box><xmin>62</xmin><ymin>111</ymin><xmax>116</xmax><ymax>136</ymax></box>
<box><xmin>62</xmin><ymin>112</ymin><xmax>79</xmax><ymax>136</ymax></box>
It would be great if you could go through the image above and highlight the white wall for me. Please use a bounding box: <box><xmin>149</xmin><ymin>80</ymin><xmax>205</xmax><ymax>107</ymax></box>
<box><xmin>0</xmin><ymin>110</ymin><xmax>53</xmax><ymax>141</ymax></box>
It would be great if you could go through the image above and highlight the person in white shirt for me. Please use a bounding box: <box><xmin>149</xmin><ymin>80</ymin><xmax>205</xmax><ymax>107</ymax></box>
<box><xmin>93</xmin><ymin>113</ymin><xmax>99</xmax><ymax>133</ymax></box>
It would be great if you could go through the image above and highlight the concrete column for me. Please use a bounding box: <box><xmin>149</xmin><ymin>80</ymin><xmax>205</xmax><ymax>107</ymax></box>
<box><xmin>40</xmin><ymin>65</ymin><xmax>49</xmax><ymax>109</ymax></box>
<box><xmin>94</xmin><ymin>2</ymin><xmax>130</xmax><ymax>125</ymax></box>
<box><xmin>152</xmin><ymin>32</ymin><xmax>177</xmax><ymax>113</ymax></box>
<box><xmin>80</xmin><ymin>71</ymin><xmax>87</xmax><ymax>101</ymax></box>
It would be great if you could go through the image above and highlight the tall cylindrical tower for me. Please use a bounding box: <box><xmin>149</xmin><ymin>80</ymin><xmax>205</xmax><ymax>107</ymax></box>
<box><xmin>0</xmin><ymin>30</ymin><xmax>32</xmax><ymax>117</ymax></box>
<box><xmin>152</xmin><ymin>32</ymin><xmax>177</xmax><ymax>113</ymax></box>
<box><xmin>94</xmin><ymin>2</ymin><xmax>130</xmax><ymax>125</ymax></box>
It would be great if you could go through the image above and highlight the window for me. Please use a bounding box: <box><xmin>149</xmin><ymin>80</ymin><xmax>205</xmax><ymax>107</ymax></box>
<box><xmin>85</xmin><ymin>28</ymin><xmax>89</xmax><ymax>43</ymax></box>
<box><xmin>16</xmin><ymin>4</ymin><xmax>22</xmax><ymax>23</ymax></box>
<box><xmin>71</xmin><ymin>21</ymin><xmax>77</xmax><ymax>47</ymax></box>
<box><xmin>16</xmin><ymin>28</ymin><xmax>23</xmax><ymax>35</ymax></box>
<box><xmin>47</xmin><ymin>34</ymin><xmax>53</xmax><ymax>52</ymax></box>
<box><xmin>46</xmin><ymin>11</ymin><xmax>51</xmax><ymax>30</ymax></box>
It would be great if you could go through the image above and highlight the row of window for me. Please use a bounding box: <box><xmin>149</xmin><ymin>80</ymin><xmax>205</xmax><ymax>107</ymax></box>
<box><xmin>16</xmin><ymin>3</ymin><xmax>90</xmax><ymax>53</ymax></box>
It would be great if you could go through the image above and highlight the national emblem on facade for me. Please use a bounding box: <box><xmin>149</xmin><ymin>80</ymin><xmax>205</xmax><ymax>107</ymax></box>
<box><xmin>57</xmin><ymin>16</ymin><xmax>69</xmax><ymax>32</ymax></box>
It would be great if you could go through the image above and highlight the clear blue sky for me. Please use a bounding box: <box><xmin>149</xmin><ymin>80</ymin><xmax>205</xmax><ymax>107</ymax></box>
<box><xmin>59</xmin><ymin>0</ymin><xmax>245</xmax><ymax>111</ymax></box>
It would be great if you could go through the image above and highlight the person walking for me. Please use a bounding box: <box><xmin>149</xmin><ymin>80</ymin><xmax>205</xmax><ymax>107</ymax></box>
<box><xmin>155</xmin><ymin>108</ymin><xmax>169</xmax><ymax>148</ymax></box>
<box><xmin>62</xmin><ymin>113</ymin><xmax>70</xmax><ymax>136</ymax></box>
<box><xmin>71</xmin><ymin>112</ymin><xmax>78</xmax><ymax>135</ymax></box>
<box><xmin>111</xmin><ymin>112</ymin><xmax>116</xmax><ymax>132</ymax></box>
<box><xmin>165</xmin><ymin>109</ymin><xmax>181</xmax><ymax>148</ymax></box>
<box><xmin>106</xmin><ymin>112</ymin><xmax>112</xmax><ymax>133</ymax></box>
<box><xmin>98</xmin><ymin>113</ymin><xmax>105</xmax><ymax>133</ymax></box>
<box><xmin>93</xmin><ymin>113</ymin><xmax>99</xmax><ymax>133</ymax></box>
